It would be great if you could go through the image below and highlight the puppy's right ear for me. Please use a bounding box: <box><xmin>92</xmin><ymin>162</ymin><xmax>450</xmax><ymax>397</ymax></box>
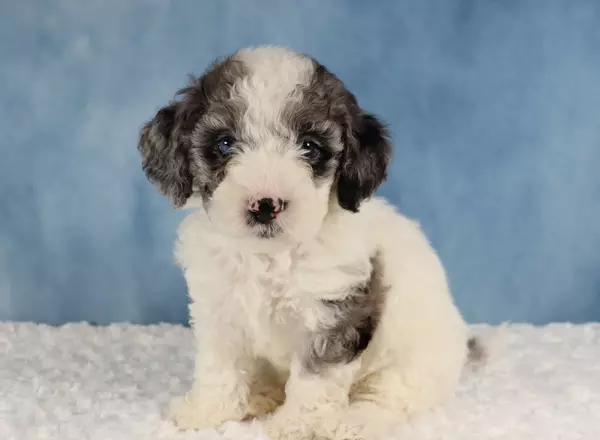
<box><xmin>138</xmin><ymin>102</ymin><xmax>193</xmax><ymax>208</ymax></box>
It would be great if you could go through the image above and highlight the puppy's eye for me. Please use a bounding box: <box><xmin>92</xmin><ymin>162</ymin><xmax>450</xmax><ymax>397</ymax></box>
<box><xmin>300</xmin><ymin>139</ymin><xmax>322</xmax><ymax>161</ymax></box>
<box><xmin>217</xmin><ymin>136</ymin><xmax>236</xmax><ymax>155</ymax></box>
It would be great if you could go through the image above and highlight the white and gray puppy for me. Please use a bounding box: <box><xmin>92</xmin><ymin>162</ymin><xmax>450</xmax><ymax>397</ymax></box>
<box><xmin>138</xmin><ymin>46</ymin><xmax>471</xmax><ymax>440</ymax></box>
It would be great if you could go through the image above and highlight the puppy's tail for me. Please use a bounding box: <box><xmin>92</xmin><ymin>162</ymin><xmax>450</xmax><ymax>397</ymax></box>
<box><xmin>465</xmin><ymin>323</ymin><xmax>508</xmax><ymax>368</ymax></box>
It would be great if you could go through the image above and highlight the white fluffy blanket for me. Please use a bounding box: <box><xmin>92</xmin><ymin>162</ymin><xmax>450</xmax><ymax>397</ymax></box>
<box><xmin>1</xmin><ymin>323</ymin><xmax>599</xmax><ymax>440</ymax></box>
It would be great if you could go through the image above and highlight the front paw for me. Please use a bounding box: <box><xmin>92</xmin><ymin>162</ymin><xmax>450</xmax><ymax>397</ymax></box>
<box><xmin>262</xmin><ymin>412</ymin><xmax>316</xmax><ymax>440</ymax></box>
<box><xmin>245</xmin><ymin>388</ymin><xmax>285</xmax><ymax>420</ymax></box>
<box><xmin>167</xmin><ymin>394</ymin><xmax>245</xmax><ymax>431</ymax></box>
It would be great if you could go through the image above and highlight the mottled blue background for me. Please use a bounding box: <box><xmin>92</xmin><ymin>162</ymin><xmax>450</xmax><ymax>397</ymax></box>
<box><xmin>1</xmin><ymin>1</ymin><xmax>599</xmax><ymax>325</ymax></box>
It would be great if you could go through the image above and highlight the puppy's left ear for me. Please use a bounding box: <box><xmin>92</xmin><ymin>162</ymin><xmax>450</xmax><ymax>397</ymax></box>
<box><xmin>337</xmin><ymin>113</ymin><xmax>392</xmax><ymax>212</ymax></box>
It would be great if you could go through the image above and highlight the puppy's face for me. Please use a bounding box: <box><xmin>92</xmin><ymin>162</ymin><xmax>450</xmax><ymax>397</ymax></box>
<box><xmin>138</xmin><ymin>46</ymin><xmax>391</xmax><ymax>247</ymax></box>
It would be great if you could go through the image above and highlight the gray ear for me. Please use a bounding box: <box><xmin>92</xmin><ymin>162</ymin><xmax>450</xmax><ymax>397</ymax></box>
<box><xmin>337</xmin><ymin>113</ymin><xmax>392</xmax><ymax>212</ymax></box>
<box><xmin>137</xmin><ymin>103</ymin><xmax>193</xmax><ymax>208</ymax></box>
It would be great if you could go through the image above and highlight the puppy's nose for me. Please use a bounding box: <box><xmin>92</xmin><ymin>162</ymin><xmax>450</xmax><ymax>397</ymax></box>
<box><xmin>248</xmin><ymin>197</ymin><xmax>286</xmax><ymax>224</ymax></box>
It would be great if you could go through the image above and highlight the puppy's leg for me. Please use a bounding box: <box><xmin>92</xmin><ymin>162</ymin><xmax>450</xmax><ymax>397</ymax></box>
<box><xmin>310</xmin><ymin>369</ymin><xmax>406</xmax><ymax>440</ymax></box>
<box><xmin>168</xmin><ymin>332</ymin><xmax>252</xmax><ymax>430</ymax></box>
<box><xmin>314</xmin><ymin>357</ymin><xmax>467</xmax><ymax>440</ymax></box>
<box><xmin>262</xmin><ymin>355</ymin><xmax>360</xmax><ymax>440</ymax></box>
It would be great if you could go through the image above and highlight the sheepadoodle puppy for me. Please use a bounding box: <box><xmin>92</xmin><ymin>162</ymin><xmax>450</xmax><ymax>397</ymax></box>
<box><xmin>137</xmin><ymin>46</ymin><xmax>472</xmax><ymax>440</ymax></box>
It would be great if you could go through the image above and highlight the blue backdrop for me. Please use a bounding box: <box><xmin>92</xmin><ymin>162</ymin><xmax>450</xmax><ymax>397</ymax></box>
<box><xmin>1</xmin><ymin>1</ymin><xmax>599</xmax><ymax>325</ymax></box>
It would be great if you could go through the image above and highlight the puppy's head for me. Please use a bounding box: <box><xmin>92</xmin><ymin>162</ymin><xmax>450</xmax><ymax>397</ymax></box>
<box><xmin>138</xmin><ymin>46</ymin><xmax>391</xmax><ymax>246</ymax></box>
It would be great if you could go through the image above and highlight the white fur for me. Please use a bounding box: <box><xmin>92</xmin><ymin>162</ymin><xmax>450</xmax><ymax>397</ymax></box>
<box><xmin>169</xmin><ymin>197</ymin><xmax>468</xmax><ymax>439</ymax></box>
<box><xmin>162</xmin><ymin>46</ymin><xmax>469</xmax><ymax>440</ymax></box>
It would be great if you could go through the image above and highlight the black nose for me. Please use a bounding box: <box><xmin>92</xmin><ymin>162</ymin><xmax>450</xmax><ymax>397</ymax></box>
<box><xmin>249</xmin><ymin>198</ymin><xmax>284</xmax><ymax>225</ymax></box>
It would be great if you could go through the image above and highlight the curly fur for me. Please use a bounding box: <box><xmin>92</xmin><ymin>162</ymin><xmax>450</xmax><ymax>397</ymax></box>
<box><xmin>137</xmin><ymin>46</ymin><xmax>470</xmax><ymax>440</ymax></box>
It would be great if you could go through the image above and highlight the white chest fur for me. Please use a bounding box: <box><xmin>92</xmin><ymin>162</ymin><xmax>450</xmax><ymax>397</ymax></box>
<box><xmin>227</xmin><ymin>246</ymin><xmax>372</xmax><ymax>368</ymax></box>
<box><xmin>175</xmin><ymin>209</ymin><xmax>375</xmax><ymax>370</ymax></box>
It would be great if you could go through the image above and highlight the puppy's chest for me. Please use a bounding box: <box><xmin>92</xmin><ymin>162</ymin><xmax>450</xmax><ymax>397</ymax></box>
<box><xmin>233</xmin><ymin>250</ymin><xmax>367</xmax><ymax>361</ymax></box>
<box><xmin>238</xmin><ymin>253</ymin><xmax>311</xmax><ymax>329</ymax></box>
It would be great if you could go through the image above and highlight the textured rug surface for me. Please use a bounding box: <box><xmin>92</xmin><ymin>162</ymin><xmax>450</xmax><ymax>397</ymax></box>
<box><xmin>1</xmin><ymin>322</ymin><xmax>599</xmax><ymax>440</ymax></box>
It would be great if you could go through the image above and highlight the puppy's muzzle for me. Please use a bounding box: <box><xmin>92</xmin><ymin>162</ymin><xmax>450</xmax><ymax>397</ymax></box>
<box><xmin>247</xmin><ymin>197</ymin><xmax>287</xmax><ymax>225</ymax></box>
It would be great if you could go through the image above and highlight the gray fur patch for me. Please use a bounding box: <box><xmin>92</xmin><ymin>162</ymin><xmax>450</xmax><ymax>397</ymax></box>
<box><xmin>303</xmin><ymin>255</ymin><xmax>385</xmax><ymax>373</ymax></box>
<box><xmin>282</xmin><ymin>59</ymin><xmax>393</xmax><ymax>209</ymax></box>
<box><xmin>336</xmin><ymin>112</ymin><xmax>393</xmax><ymax>212</ymax></box>
<box><xmin>281</xmin><ymin>61</ymin><xmax>357</xmax><ymax>182</ymax></box>
<box><xmin>137</xmin><ymin>57</ymin><xmax>248</xmax><ymax>206</ymax></box>
<box><xmin>467</xmin><ymin>337</ymin><xmax>487</xmax><ymax>363</ymax></box>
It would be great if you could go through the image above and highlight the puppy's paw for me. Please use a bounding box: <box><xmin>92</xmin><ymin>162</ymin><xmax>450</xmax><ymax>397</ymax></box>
<box><xmin>313</xmin><ymin>418</ymin><xmax>368</xmax><ymax>440</ymax></box>
<box><xmin>245</xmin><ymin>388</ymin><xmax>285</xmax><ymax>420</ymax></box>
<box><xmin>261</xmin><ymin>412</ymin><xmax>316</xmax><ymax>440</ymax></box>
<box><xmin>312</xmin><ymin>405</ymin><xmax>395</xmax><ymax>440</ymax></box>
<box><xmin>167</xmin><ymin>394</ymin><xmax>245</xmax><ymax>431</ymax></box>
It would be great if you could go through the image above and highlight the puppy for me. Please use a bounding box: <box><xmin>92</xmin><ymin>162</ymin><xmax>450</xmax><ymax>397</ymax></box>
<box><xmin>137</xmin><ymin>46</ymin><xmax>470</xmax><ymax>440</ymax></box>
